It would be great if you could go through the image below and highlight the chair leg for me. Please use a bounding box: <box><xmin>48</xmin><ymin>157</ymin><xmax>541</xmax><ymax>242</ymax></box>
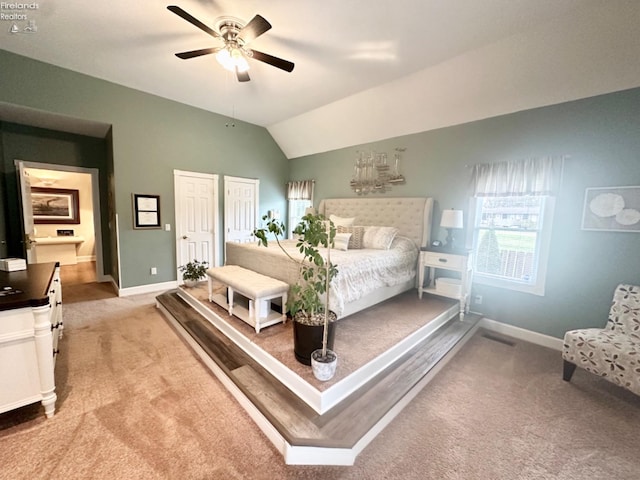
<box><xmin>563</xmin><ymin>360</ymin><xmax>577</xmax><ymax>381</ymax></box>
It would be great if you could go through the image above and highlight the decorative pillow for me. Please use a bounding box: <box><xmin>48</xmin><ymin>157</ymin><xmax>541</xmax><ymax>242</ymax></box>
<box><xmin>333</xmin><ymin>232</ymin><xmax>351</xmax><ymax>251</ymax></box>
<box><xmin>337</xmin><ymin>225</ymin><xmax>365</xmax><ymax>249</ymax></box>
<box><xmin>330</xmin><ymin>214</ymin><xmax>355</xmax><ymax>228</ymax></box>
<box><xmin>362</xmin><ymin>226</ymin><xmax>399</xmax><ymax>250</ymax></box>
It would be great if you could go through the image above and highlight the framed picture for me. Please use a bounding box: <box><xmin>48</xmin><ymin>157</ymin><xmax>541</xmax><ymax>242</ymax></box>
<box><xmin>31</xmin><ymin>187</ymin><xmax>80</xmax><ymax>224</ymax></box>
<box><xmin>582</xmin><ymin>186</ymin><xmax>640</xmax><ymax>232</ymax></box>
<box><xmin>133</xmin><ymin>193</ymin><xmax>161</xmax><ymax>229</ymax></box>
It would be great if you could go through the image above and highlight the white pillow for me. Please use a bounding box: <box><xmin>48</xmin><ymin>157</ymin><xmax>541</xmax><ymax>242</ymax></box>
<box><xmin>337</xmin><ymin>225</ymin><xmax>365</xmax><ymax>249</ymax></box>
<box><xmin>330</xmin><ymin>214</ymin><xmax>355</xmax><ymax>227</ymax></box>
<box><xmin>333</xmin><ymin>232</ymin><xmax>352</xmax><ymax>251</ymax></box>
<box><xmin>362</xmin><ymin>226</ymin><xmax>399</xmax><ymax>250</ymax></box>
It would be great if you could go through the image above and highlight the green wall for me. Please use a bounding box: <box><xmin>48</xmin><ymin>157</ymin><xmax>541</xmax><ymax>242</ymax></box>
<box><xmin>0</xmin><ymin>49</ymin><xmax>289</xmax><ymax>288</ymax></box>
<box><xmin>289</xmin><ymin>88</ymin><xmax>640</xmax><ymax>338</ymax></box>
<box><xmin>0</xmin><ymin>129</ymin><xmax>7</xmax><ymax>258</ymax></box>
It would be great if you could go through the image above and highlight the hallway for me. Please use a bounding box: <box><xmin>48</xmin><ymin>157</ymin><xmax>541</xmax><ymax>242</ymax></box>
<box><xmin>59</xmin><ymin>261</ymin><xmax>116</xmax><ymax>303</ymax></box>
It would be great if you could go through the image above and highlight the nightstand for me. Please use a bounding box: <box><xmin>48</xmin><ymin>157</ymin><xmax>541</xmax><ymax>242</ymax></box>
<box><xmin>418</xmin><ymin>248</ymin><xmax>473</xmax><ymax>318</ymax></box>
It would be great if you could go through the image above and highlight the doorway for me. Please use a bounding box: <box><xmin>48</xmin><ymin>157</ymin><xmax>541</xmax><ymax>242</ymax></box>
<box><xmin>16</xmin><ymin>160</ymin><xmax>107</xmax><ymax>285</ymax></box>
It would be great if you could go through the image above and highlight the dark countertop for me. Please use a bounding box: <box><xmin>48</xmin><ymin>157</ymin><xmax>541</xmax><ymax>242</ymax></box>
<box><xmin>0</xmin><ymin>262</ymin><xmax>59</xmax><ymax>311</ymax></box>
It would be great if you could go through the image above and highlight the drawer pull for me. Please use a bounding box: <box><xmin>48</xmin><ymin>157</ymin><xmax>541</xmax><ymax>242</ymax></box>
<box><xmin>53</xmin><ymin>349</ymin><xmax>60</xmax><ymax>357</ymax></box>
<box><xmin>438</xmin><ymin>258</ymin><xmax>448</xmax><ymax>263</ymax></box>
<box><xmin>56</xmin><ymin>301</ymin><xmax>62</xmax><ymax>306</ymax></box>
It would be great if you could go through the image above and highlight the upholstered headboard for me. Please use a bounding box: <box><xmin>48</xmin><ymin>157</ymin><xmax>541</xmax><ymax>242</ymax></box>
<box><xmin>318</xmin><ymin>197</ymin><xmax>434</xmax><ymax>248</ymax></box>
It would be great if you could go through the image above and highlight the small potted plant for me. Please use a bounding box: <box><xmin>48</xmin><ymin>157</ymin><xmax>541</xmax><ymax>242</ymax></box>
<box><xmin>179</xmin><ymin>259</ymin><xmax>208</xmax><ymax>287</ymax></box>
<box><xmin>254</xmin><ymin>212</ymin><xmax>339</xmax><ymax>378</ymax></box>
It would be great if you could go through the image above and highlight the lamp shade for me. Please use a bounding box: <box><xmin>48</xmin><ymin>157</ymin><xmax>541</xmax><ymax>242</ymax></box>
<box><xmin>216</xmin><ymin>47</ymin><xmax>249</xmax><ymax>73</ymax></box>
<box><xmin>304</xmin><ymin>207</ymin><xmax>316</xmax><ymax>216</ymax></box>
<box><xmin>440</xmin><ymin>209</ymin><xmax>464</xmax><ymax>229</ymax></box>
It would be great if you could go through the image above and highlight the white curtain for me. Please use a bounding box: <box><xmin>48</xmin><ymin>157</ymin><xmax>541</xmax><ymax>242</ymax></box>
<box><xmin>471</xmin><ymin>156</ymin><xmax>564</xmax><ymax>197</ymax></box>
<box><xmin>287</xmin><ymin>179</ymin><xmax>314</xmax><ymax>200</ymax></box>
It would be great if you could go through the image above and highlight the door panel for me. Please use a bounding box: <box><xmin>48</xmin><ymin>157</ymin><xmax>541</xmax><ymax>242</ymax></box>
<box><xmin>224</xmin><ymin>176</ymin><xmax>259</xmax><ymax>245</ymax></box>
<box><xmin>174</xmin><ymin>171</ymin><xmax>219</xmax><ymax>281</ymax></box>
<box><xmin>17</xmin><ymin>161</ymin><xmax>35</xmax><ymax>263</ymax></box>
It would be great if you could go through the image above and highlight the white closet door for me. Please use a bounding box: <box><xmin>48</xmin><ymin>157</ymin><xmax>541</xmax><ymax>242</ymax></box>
<box><xmin>174</xmin><ymin>170</ymin><xmax>219</xmax><ymax>278</ymax></box>
<box><xmin>224</xmin><ymin>176</ymin><xmax>259</xmax><ymax>246</ymax></box>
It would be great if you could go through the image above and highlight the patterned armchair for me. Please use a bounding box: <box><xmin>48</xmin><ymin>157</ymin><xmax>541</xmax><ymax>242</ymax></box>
<box><xmin>562</xmin><ymin>284</ymin><xmax>640</xmax><ymax>395</ymax></box>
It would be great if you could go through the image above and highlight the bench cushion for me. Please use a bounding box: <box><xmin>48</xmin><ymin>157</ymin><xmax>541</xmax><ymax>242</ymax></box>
<box><xmin>206</xmin><ymin>265</ymin><xmax>289</xmax><ymax>298</ymax></box>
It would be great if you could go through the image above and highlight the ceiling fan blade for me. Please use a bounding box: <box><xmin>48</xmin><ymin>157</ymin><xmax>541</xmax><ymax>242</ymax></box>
<box><xmin>175</xmin><ymin>47</ymin><xmax>218</xmax><ymax>59</ymax></box>
<box><xmin>250</xmin><ymin>49</ymin><xmax>295</xmax><ymax>72</ymax></box>
<box><xmin>167</xmin><ymin>5</ymin><xmax>221</xmax><ymax>40</ymax></box>
<box><xmin>237</xmin><ymin>14</ymin><xmax>271</xmax><ymax>44</ymax></box>
<box><xmin>236</xmin><ymin>67</ymin><xmax>250</xmax><ymax>82</ymax></box>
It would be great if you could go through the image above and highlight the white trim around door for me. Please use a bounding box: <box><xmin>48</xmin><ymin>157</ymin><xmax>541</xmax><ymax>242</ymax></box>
<box><xmin>174</xmin><ymin>170</ymin><xmax>220</xmax><ymax>281</ymax></box>
<box><xmin>15</xmin><ymin>160</ymin><xmax>108</xmax><ymax>282</ymax></box>
<box><xmin>223</xmin><ymin>175</ymin><xmax>259</xmax><ymax>258</ymax></box>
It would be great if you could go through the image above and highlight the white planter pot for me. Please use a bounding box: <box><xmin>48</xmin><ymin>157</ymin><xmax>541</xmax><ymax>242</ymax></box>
<box><xmin>311</xmin><ymin>349</ymin><xmax>338</xmax><ymax>381</ymax></box>
<box><xmin>183</xmin><ymin>279</ymin><xmax>197</xmax><ymax>288</ymax></box>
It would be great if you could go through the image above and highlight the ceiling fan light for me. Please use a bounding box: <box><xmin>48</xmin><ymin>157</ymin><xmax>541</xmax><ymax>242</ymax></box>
<box><xmin>215</xmin><ymin>48</ymin><xmax>232</xmax><ymax>70</ymax></box>
<box><xmin>235</xmin><ymin>55</ymin><xmax>250</xmax><ymax>73</ymax></box>
<box><xmin>216</xmin><ymin>47</ymin><xmax>249</xmax><ymax>73</ymax></box>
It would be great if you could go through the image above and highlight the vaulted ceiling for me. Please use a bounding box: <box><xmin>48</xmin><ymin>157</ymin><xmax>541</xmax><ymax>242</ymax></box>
<box><xmin>2</xmin><ymin>0</ymin><xmax>640</xmax><ymax>158</ymax></box>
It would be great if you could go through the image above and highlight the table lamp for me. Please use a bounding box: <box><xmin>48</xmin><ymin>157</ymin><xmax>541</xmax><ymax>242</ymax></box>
<box><xmin>440</xmin><ymin>209</ymin><xmax>464</xmax><ymax>250</ymax></box>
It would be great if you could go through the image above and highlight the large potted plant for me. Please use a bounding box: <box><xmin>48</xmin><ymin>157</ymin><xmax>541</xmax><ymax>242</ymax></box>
<box><xmin>179</xmin><ymin>259</ymin><xmax>208</xmax><ymax>287</ymax></box>
<box><xmin>254</xmin><ymin>212</ymin><xmax>338</xmax><ymax>375</ymax></box>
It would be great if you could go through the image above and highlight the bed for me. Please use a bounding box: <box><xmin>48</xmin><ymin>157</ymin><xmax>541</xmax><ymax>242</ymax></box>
<box><xmin>224</xmin><ymin>197</ymin><xmax>434</xmax><ymax>318</ymax></box>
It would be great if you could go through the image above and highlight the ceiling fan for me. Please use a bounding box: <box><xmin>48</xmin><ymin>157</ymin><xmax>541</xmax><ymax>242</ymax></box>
<box><xmin>167</xmin><ymin>5</ymin><xmax>295</xmax><ymax>82</ymax></box>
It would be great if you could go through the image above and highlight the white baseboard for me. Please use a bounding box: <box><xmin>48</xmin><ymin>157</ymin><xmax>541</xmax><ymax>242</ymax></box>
<box><xmin>76</xmin><ymin>255</ymin><xmax>96</xmax><ymax>263</ymax></box>
<box><xmin>118</xmin><ymin>280</ymin><xmax>178</xmax><ymax>297</ymax></box>
<box><xmin>479</xmin><ymin>317</ymin><xmax>563</xmax><ymax>351</ymax></box>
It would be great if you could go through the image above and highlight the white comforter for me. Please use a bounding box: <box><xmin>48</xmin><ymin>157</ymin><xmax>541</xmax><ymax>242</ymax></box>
<box><xmin>225</xmin><ymin>236</ymin><xmax>418</xmax><ymax>317</ymax></box>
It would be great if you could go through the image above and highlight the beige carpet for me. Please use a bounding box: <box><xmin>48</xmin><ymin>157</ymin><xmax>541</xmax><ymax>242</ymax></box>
<box><xmin>1</xmin><ymin>290</ymin><xmax>640</xmax><ymax>479</ymax></box>
<box><xmin>184</xmin><ymin>284</ymin><xmax>457</xmax><ymax>389</ymax></box>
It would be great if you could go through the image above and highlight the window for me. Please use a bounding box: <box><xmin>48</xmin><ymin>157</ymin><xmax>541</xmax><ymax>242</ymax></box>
<box><xmin>470</xmin><ymin>156</ymin><xmax>563</xmax><ymax>296</ymax></box>
<box><xmin>288</xmin><ymin>199</ymin><xmax>312</xmax><ymax>238</ymax></box>
<box><xmin>472</xmin><ymin>195</ymin><xmax>554</xmax><ymax>295</ymax></box>
<box><xmin>286</xmin><ymin>179</ymin><xmax>314</xmax><ymax>239</ymax></box>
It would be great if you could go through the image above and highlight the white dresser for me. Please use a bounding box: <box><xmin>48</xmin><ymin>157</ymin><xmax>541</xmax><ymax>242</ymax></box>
<box><xmin>0</xmin><ymin>262</ymin><xmax>62</xmax><ymax>418</ymax></box>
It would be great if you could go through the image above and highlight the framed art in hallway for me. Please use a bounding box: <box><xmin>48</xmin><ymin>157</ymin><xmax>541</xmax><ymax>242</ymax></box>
<box><xmin>31</xmin><ymin>187</ymin><xmax>80</xmax><ymax>224</ymax></box>
<box><xmin>132</xmin><ymin>193</ymin><xmax>161</xmax><ymax>229</ymax></box>
<box><xmin>582</xmin><ymin>186</ymin><xmax>640</xmax><ymax>232</ymax></box>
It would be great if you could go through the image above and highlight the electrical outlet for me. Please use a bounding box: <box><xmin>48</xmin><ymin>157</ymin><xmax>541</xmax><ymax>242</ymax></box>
<box><xmin>474</xmin><ymin>294</ymin><xmax>483</xmax><ymax>305</ymax></box>
<box><xmin>151</xmin><ymin>267</ymin><xmax>157</xmax><ymax>275</ymax></box>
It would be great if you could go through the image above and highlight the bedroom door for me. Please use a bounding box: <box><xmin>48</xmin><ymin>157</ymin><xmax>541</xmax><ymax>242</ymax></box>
<box><xmin>17</xmin><ymin>161</ymin><xmax>36</xmax><ymax>263</ymax></box>
<box><xmin>174</xmin><ymin>170</ymin><xmax>219</xmax><ymax>276</ymax></box>
<box><xmin>224</xmin><ymin>176</ymin><xmax>259</xmax><ymax>247</ymax></box>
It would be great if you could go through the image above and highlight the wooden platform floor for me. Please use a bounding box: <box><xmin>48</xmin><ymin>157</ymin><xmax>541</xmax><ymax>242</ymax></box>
<box><xmin>157</xmin><ymin>290</ymin><xmax>480</xmax><ymax>460</ymax></box>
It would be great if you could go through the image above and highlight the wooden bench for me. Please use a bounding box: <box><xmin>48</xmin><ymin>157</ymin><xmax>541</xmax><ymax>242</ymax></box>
<box><xmin>206</xmin><ymin>265</ymin><xmax>289</xmax><ymax>333</ymax></box>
